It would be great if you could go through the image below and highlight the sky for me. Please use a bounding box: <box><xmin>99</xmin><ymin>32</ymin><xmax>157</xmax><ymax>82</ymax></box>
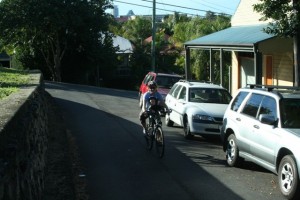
<box><xmin>108</xmin><ymin>0</ymin><xmax>241</xmax><ymax>17</ymax></box>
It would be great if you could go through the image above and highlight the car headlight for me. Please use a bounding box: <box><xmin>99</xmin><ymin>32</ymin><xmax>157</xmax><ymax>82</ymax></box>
<box><xmin>192</xmin><ymin>114</ymin><xmax>214</xmax><ymax>123</ymax></box>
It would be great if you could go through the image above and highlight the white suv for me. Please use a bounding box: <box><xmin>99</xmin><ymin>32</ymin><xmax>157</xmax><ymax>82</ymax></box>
<box><xmin>165</xmin><ymin>80</ymin><xmax>232</xmax><ymax>139</ymax></box>
<box><xmin>221</xmin><ymin>85</ymin><xmax>300</xmax><ymax>199</ymax></box>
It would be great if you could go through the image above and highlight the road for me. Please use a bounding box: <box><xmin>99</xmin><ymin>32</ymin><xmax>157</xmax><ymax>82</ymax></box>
<box><xmin>45</xmin><ymin>81</ymin><xmax>284</xmax><ymax>200</ymax></box>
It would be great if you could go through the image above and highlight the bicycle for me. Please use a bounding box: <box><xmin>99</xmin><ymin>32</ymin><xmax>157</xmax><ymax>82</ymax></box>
<box><xmin>144</xmin><ymin>104</ymin><xmax>171</xmax><ymax>158</ymax></box>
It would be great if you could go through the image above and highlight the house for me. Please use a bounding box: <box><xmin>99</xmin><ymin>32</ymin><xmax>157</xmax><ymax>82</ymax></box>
<box><xmin>112</xmin><ymin>35</ymin><xmax>133</xmax><ymax>77</ymax></box>
<box><xmin>184</xmin><ymin>0</ymin><xmax>293</xmax><ymax>94</ymax></box>
<box><xmin>0</xmin><ymin>52</ymin><xmax>11</xmax><ymax>68</ymax></box>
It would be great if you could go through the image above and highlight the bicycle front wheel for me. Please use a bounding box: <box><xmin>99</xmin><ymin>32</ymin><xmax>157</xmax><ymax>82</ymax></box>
<box><xmin>155</xmin><ymin>127</ymin><xmax>164</xmax><ymax>158</ymax></box>
<box><xmin>145</xmin><ymin>126</ymin><xmax>153</xmax><ymax>150</ymax></box>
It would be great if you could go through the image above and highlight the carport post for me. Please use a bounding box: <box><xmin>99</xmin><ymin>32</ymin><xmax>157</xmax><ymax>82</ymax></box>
<box><xmin>220</xmin><ymin>48</ymin><xmax>223</xmax><ymax>86</ymax></box>
<box><xmin>210</xmin><ymin>49</ymin><xmax>213</xmax><ymax>82</ymax></box>
<box><xmin>185</xmin><ymin>47</ymin><xmax>191</xmax><ymax>80</ymax></box>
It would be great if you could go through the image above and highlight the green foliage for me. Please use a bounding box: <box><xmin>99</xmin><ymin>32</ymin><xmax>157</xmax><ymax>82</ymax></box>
<box><xmin>0</xmin><ymin>0</ymin><xmax>116</xmax><ymax>84</ymax></box>
<box><xmin>253</xmin><ymin>0</ymin><xmax>300</xmax><ymax>37</ymax></box>
<box><xmin>109</xmin><ymin>12</ymin><xmax>231</xmax><ymax>89</ymax></box>
<box><xmin>172</xmin><ymin>14</ymin><xmax>231</xmax><ymax>84</ymax></box>
<box><xmin>118</xmin><ymin>16</ymin><xmax>152</xmax><ymax>45</ymax></box>
<box><xmin>0</xmin><ymin>67</ymin><xmax>29</xmax><ymax>99</ymax></box>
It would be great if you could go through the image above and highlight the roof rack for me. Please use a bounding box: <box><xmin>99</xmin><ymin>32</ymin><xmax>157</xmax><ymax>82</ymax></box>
<box><xmin>179</xmin><ymin>79</ymin><xmax>215</xmax><ymax>85</ymax></box>
<box><xmin>247</xmin><ymin>84</ymin><xmax>300</xmax><ymax>92</ymax></box>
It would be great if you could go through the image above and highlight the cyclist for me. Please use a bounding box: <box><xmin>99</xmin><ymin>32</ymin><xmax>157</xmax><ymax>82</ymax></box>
<box><xmin>139</xmin><ymin>81</ymin><xmax>168</xmax><ymax>135</ymax></box>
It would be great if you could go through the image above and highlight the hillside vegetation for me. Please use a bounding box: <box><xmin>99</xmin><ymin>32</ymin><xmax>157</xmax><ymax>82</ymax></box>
<box><xmin>0</xmin><ymin>67</ymin><xmax>29</xmax><ymax>99</ymax></box>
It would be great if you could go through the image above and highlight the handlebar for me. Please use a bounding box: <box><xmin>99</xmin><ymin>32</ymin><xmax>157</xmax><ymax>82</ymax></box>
<box><xmin>146</xmin><ymin>106</ymin><xmax>172</xmax><ymax>115</ymax></box>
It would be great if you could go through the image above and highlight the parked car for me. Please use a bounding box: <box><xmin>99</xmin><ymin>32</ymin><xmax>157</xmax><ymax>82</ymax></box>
<box><xmin>165</xmin><ymin>80</ymin><xmax>232</xmax><ymax>138</ymax></box>
<box><xmin>221</xmin><ymin>84</ymin><xmax>300</xmax><ymax>200</ymax></box>
<box><xmin>138</xmin><ymin>72</ymin><xmax>182</xmax><ymax>107</ymax></box>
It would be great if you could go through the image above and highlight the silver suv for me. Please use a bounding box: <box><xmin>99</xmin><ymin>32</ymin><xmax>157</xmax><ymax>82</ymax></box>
<box><xmin>221</xmin><ymin>85</ymin><xmax>300</xmax><ymax>200</ymax></box>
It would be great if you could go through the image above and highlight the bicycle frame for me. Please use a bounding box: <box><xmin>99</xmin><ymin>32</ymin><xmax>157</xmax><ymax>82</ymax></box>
<box><xmin>145</xmin><ymin>106</ymin><xmax>165</xmax><ymax>158</ymax></box>
<box><xmin>148</xmin><ymin>109</ymin><xmax>162</xmax><ymax>133</ymax></box>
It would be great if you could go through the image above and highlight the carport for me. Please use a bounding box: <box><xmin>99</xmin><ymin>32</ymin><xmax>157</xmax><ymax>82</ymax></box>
<box><xmin>184</xmin><ymin>24</ymin><xmax>275</xmax><ymax>88</ymax></box>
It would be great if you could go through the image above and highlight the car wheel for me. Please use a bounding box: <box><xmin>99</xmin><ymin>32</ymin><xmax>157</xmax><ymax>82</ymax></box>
<box><xmin>278</xmin><ymin>155</ymin><xmax>300</xmax><ymax>200</ymax></box>
<box><xmin>226</xmin><ymin>134</ymin><xmax>241</xmax><ymax>167</ymax></box>
<box><xmin>183</xmin><ymin>116</ymin><xmax>192</xmax><ymax>139</ymax></box>
<box><xmin>165</xmin><ymin>114</ymin><xmax>174</xmax><ymax>127</ymax></box>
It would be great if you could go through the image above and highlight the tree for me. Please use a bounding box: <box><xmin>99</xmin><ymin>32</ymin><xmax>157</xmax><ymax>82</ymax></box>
<box><xmin>119</xmin><ymin>16</ymin><xmax>152</xmax><ymax>46</ymax></box>
<box><xmin>253</xmin><ymin>0</ymin><xmax>300</xmax><ymax>86</ymax></box>
<box><xmin>172</xmin><ymin>14</ymin><xmax>231</xmax><ymax>83</ymax></box>
<box><xmin>0</xmin><ymin>0</ymin><xmax>115</xmax><ymax>82</ymax></box>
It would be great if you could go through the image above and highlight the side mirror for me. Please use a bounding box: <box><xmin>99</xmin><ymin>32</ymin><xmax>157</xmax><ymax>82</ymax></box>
<box><xmin>178</xmin><ymin>99</ymin><xmax>185</xmax><ymax>104</ymax></box>
<box><xmin>259</xmin><ymin>114</ymin><xmax>277</xmax><ymax>126</ymax></box>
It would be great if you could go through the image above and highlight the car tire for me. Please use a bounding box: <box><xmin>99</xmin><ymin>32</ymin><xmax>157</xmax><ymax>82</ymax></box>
<box><xmin>165</xmin><ymin>114</ymin><xmax>174</xmax><ymax>127</ymax></box>
<box><xmin>226</xmin><ymin>134</ymin><xmax>241</xmax><ymax>167</ymax></box>
<box><xmin>183</xmin><ymin>116</ymin><xmax>192</xmax><ymax>139</ymax></box>
<box><xmin>278</xmin><ymin>155</ymin><xmax>300</xmax><ymax>200</ymax></box>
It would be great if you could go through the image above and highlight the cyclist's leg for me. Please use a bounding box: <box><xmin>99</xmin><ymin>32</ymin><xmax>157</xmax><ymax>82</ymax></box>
<box><xmin>139</xmin><ymin>111</ymin><xmax>148</xmax><ymax>135</ymax></box>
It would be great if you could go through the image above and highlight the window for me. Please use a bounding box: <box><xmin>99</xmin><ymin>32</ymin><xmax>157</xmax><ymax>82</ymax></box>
<box><xmin>280</xmin><ymin>99</ymin><xmax>300</xmax><ymax>128</ymax></box>
<box><xmin>171</xmin><ymin>85</ymin><xmax>182</xmax><ymax>98</ymax></box>
<box><xmin>241</xmin><ymin>93</ymin><xmax>264</xmax><ymax>118</ymax></box>
<box><xmin>178</xmin><ymin>87</ymin><xmax>186</xmax><ymax>100</ymax></box>
<box><xmin>258</xmin><ymin>96</ymin><xmax>277</xmax><ymax>119</ymax></box>
<box><xmin>231</xmin><ymin>91</ymin><xmax>249</xmax><ymax>111</ymax></box>
<box><xmin>168</xmin><ymin>84</ymin><xmax>178</xmax><ymax>96</ymax></box>
<box><xmin>156</xmin><ymin>75</ymin><xmax>181</xmax><ymax>88</ymax></box>
<box><xmin>144</xmin><ymin>74</ymin><xmax>153</xmax><ymax>84</ymax></box>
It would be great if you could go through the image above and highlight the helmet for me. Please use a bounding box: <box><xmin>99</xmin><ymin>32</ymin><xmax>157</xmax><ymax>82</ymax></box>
<box><xmin>148</xmin><ymin>81</ymin><xmax>157</xmax><ymax>88</ymax></box>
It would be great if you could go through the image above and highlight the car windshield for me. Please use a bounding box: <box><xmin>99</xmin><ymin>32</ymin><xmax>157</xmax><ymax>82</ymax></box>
<box><xmin>156</xmin><ymin>75</ymin><xmax>181</xmax><ymax>88</ymax></box>
<box><xmin>280</xmin><ymin>98</ymin><xmax>300</xmax><ymax>128</ymax></box>
<box><xmin>189</xmin><ymin>88</ymin><xmax>232</xmax><ymax>104</ymax></box>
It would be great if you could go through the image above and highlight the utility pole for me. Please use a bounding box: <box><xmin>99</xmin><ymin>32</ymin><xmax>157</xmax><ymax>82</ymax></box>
<box><xmin>151</xmin><ymin>0</ymin><xmax>156</xmax><ymax>72</ymax></box>
<box><xmin>293</xmin><ymin>0</ymin><xmax>300</xmax><ymax>86</ymax></box>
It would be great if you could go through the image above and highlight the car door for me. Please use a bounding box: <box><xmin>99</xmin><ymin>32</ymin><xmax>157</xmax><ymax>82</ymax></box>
<box><xmin>249</xmin><ymin>95</ymin><xmax>279</xmax><ymax>166</ymax></box>
<box><xmin>166</xmin><ymin>84</ymin><xmax>182</xmax><ymax>125</ymax></box>
<box><xmin>172</xmin><ymin>86</ymin><xmax>187</xmax><ymax>126</ymax></box>
<box><xmin>237</xmin><ymin>93</ymin><xmax>263</xmax><ymax>154</ymax></box>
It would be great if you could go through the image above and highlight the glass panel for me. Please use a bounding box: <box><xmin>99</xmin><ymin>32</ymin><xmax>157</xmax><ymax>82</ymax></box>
<box><xmin>241</xmin><ymin>93</ymin><xmax>264</xmax><ymax>118</ymax></box>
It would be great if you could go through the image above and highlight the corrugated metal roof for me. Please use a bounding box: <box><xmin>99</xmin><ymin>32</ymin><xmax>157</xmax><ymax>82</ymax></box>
<box><xmin>184</xmin><ymin>24</ymin><xmax>275</xmax><ymax>50</ymax></box>
<box><xmin>113</xmin><ymin>36</ymin><xmax>133</xmax><ymax>54</ymax></box>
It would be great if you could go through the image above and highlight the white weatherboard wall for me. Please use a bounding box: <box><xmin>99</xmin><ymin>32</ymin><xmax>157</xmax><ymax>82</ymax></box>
<box><xmin>231</xmin><ymin>0</ymin><xmax>272</xmax><ymax>26</ymax></box>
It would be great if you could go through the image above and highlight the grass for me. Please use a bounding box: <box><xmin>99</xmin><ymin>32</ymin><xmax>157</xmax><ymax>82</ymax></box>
<box><xmin>0</xmin><ymin>67</ymin><xmax>29</xmax><ymax>99</ymax></box>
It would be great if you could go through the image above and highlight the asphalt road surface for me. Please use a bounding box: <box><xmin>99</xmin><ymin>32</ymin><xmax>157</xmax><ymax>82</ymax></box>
<box><xmin>45</xmin><ymin>81</ymin><xmax>285</xmax><ymax>200</ymax></box>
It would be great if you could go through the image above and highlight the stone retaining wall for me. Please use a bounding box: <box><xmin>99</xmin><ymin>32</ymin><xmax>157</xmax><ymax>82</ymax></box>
<box><xmin>0</xmin><ymin>71</ymin><xmax>48</xmax><ymax>200</ymax></box>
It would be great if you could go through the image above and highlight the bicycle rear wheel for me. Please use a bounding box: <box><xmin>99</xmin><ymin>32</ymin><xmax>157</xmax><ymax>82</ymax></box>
<box><xmin>145</xmin><ymin>126</ymin><xmax>153</xmax><ymax>150</ymax></box>
<box><xmin>155</xmin><ymin>127</ymin><xmax>164</xmax><ymax>158</ymax></box>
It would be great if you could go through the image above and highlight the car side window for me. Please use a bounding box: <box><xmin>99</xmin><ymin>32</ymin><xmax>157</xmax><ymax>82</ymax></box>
<box><xmin>241</xmin><ymin>93</ymin><xmax>264</xmax><ymax>118</ymax></box>
<box><xmin>143</xmin><ymin>75</ymin><xmax>149</xmax><ymax>84</ymax></box>
<box><xmin>172</xmin><ymin>85</ymin><xmax>182</xmax><ymax>99</ymax></box>
<box><xmin>230</xmin><ymin>91</ymin><xmax>249</xmax><ymax>111</ymax></box>
<box><xmin>169</xmin><ymin>84</ymin><xmax>178</xmax><ymax>96</ymax></box>
<box><xmin>144</xmin><ymin>74</ymin><xmax>152</xmax><ymax>84</ymax></box>
<box><xmin>258</xmin><ymin>96</ymin><xmax>277</xmax><ymax>119</ymax></box>
<box><xmin>178</xmin><ymin>86</ymin><xmax>186</xmax><ymax>100</ymax></box>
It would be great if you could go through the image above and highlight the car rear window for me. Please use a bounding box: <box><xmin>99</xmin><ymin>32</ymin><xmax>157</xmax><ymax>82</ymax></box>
<box><xmin>156</xmin><ymin>75</ymin><xmax>181</xmax><ymax>88</ymax></box>
<box><xmin>189</xmin><ymin>88</ymin><xmax>232</xmax><ymax>104</ymax></box>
